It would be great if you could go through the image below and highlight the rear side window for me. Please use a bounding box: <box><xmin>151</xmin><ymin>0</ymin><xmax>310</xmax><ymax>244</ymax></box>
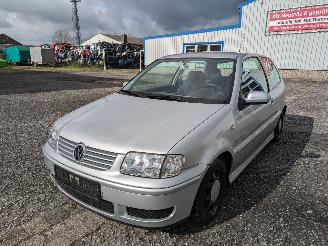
<box><xmin>241</xmin><ymin>57</ymin><xmax>268</xmax><ymax>98</ymax></box>
<box><xmin>261</xmin><ymin>57</ymin><xmax>282</xmax><ymax>90</ymax></box>
<box><xmin>217</xmin><ymin>60</ymin><xmax>234</xmax><ymax>76</ymax></box>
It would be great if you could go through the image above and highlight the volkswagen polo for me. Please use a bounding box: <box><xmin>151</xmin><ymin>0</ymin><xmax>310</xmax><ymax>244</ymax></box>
<box><xmin>43</xmin><ymin>52</ymin><xmax>286</xmax><ymax>228</ymax></box>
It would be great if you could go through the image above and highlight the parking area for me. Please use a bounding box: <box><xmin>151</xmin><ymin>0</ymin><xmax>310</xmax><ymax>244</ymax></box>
<box><xmin>0</xmin><ymin>67</ymin><xmax>327</xmax><ymax>245</ymax></box>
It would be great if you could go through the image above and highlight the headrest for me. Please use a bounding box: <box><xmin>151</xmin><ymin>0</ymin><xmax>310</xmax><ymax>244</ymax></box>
<box><xmin>205</xmin><ymin>65</ymin><xmax>222</xmax><ymax>80</ymax></box>
<box><xmin>187</xmin><ymin>71</ymin><xmax>205</xmax><ymax>82</ymax></box>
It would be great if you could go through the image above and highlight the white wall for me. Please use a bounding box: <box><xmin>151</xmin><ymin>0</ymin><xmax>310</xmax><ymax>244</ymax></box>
<box><xmin>145</xmin><ymin>0</ymin><xmax>328</xmax><ymax>70</ymax></box>
<box><xmin>82</xmin><ymin>34</ymin><xmax>122</xmax><ymax>46</ymax></box>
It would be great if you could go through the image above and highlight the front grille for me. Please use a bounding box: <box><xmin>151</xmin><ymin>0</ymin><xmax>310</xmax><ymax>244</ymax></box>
<box><xmin>126</xmin><ymin>207</ymin><xmax>174</xmax><ymax>220</ymax></box>
<box><xmin>58</xmin><ymin>136</ymin><xmax>117</xmax><ymax>170</ymax></box>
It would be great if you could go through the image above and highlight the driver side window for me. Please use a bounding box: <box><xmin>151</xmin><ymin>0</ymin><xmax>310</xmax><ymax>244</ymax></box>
<box><xmin>241</xmin><ymin>58</ymin><xmax>268</xmax><ymax>98</ymax></box>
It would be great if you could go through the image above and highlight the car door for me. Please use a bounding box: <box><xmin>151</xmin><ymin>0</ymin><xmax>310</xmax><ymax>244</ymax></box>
<box><xmin>232</xmin><ymin>57</ymin><xmax>272</xmax><ymax>169</ymax></box>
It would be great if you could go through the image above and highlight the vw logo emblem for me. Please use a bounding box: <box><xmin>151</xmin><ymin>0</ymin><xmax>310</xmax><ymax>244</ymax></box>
<box><xmin>73</xmin><ymin>143</ymin><xmax>85</xmax><ymax>162</ymax></box>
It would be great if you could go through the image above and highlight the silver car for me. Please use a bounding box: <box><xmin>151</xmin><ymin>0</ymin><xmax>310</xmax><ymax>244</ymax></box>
<box><xmin>43</xmin><ymin>52</ymin><xmax>286</xmax><ymax>228</ymax></box>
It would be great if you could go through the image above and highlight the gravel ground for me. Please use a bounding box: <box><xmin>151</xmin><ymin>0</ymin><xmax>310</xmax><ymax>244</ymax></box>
<box><xmin>0</xmin><ymin>68</ymin><xmax>327</xmax><ymax>245</ymax></box>
<box><xmin>0</xmin><ymin>68</ymin><xmax>129</xmax><ymax>95</ymax></box>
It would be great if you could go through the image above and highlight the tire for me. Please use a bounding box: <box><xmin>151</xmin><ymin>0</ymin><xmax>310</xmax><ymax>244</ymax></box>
<box><xmin>273</xmin><ymin>112</ymin><xmax>285</xmax><ymax>142</ymax></box>
<box><xmin>191</xmin><ymin>158</ymin><xmax>227</xmax><ymax>224</ymax></box>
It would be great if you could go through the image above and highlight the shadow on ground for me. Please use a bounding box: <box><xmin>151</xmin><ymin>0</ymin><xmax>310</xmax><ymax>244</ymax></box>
<box><xmin>0</xmin><ymin>68</ymin><xmax>125</xmax><ymax>95</ymax></box>
<box><xmin>166</xmin><ymin>114</ymin><xmax>315</xmax><ymax>234</ymax></box>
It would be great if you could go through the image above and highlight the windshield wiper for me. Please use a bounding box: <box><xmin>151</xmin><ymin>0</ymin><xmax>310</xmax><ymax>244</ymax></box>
<box><xmin>120</xmin><ymin>90</ymin><xmax>187</xmax><ymax>102</ymax></box>
<box><xmin>145</xmin><ymin>94</ymin><xmax>187</xmax><ymax>102</ymax></box>
<box><xmin>119</xmin><ymin>90</ymin><xmax>146</xmax><ymax>98</ymax></box>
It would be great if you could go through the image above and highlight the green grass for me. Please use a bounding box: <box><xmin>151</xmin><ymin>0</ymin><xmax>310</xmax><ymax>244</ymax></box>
<box><xmin>10</xmin><ymin>64</ymin><xmax>140</xmax><ymax>73</ymax></box>
<box><xmin>0</xmin><ymin>59</ymin><xmax>8</xmax><ymax>68</ymax></box>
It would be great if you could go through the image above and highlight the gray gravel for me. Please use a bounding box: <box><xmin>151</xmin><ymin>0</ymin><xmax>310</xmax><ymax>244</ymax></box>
<box><xmin>0</xmin><ymin>68</ymin><xmax>327</xmax><ymax>245</ymax></box>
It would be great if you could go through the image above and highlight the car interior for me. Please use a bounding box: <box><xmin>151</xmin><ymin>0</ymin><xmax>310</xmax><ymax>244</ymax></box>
<box><xmin>176</xmin><ymin>61</ymin><xmax>234</xmax><ymax>100</ymax></box>
<box><xmin>125</xmin><ymin>58</ymin><xmax>236</xmax><ymax>104</ymax></box>
<box><xmin>142</xmin><ymin>60</ymin><xmax>235</xmax><ymax>103</ymax></box>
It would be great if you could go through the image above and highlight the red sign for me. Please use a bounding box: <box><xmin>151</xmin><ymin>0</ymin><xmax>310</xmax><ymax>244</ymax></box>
<box><xmin>267</xmin><ymin>5</ymin><xmax>328</xmax><ymax>34</ymax></box>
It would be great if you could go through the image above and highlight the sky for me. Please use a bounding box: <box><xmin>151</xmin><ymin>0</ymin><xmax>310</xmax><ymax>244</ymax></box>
<box><xmin>0</xmin><ymin>0</ymin><xmax>245</xmax><ymax>44</ymax></box>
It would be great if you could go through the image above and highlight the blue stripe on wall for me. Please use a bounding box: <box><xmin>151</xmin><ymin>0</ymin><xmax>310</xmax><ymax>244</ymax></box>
<box><xmin>144</xmin><ymin>0</ymin><xmax>256</xmax><ymax>40</ymax></box>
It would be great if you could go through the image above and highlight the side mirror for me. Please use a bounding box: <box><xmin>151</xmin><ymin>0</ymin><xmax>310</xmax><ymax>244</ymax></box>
<box><xmin>122</xmin><ymin>81</ymin><xmax>129</xmax><ymax>88</ymax></box>
<box><xmin>245</xmin><ymin>91</ymin><xmax>270</xmax><ymax>105</ymax></box>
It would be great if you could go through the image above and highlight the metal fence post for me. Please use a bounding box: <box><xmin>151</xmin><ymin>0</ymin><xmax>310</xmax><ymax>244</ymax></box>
<box><xmin>103</xmin><ymin>49</ymin><xmax>107</xmax><ymax>70</ymax></box>
<box><xmin>140</xmin><ymin>50</ymin><xmax>144</xmax><ymax>72</ymax></box>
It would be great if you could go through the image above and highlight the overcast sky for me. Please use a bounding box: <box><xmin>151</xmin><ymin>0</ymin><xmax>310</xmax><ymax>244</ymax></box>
<box><xmin>0</xmin><ymin>0</ymin><xmax>245</xmax><ymax>44</ymax></box>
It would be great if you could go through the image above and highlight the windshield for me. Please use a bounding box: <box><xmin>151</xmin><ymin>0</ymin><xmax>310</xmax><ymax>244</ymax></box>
<box><xmin>121</xmin><ymin>58</ymin><xmax>236</xmax><ymax>104</ymax></box>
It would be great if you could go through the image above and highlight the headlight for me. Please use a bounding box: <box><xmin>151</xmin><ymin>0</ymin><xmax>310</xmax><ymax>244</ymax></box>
<box><xmin>48</xmin><ymin>128</ymin><xmax>59</xmax><ymax>149</ymax></box>
<box><xmin>120</xmin><ymin>152</ymin><xmax>184</xmax><ymax>179</ymax></box>
<box><xmin>161</xmin><ymin>155</ymin><xmax>185</xmax><ymax>179</ymax></box>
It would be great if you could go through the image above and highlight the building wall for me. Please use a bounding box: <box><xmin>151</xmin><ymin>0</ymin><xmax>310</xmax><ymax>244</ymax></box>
<box><xmin>144</xmin><ymin>0</ymin><xmax>328</xmax><ymax>70</ymax></box>
<box><xmin>82</xmin><ymin>34</ymin><xmax>122</xmax><ymax>46</ymax></box>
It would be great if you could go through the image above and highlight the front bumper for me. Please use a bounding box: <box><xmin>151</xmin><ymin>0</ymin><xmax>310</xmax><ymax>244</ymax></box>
<box><xmin>43</xmin><ymin>144</ymin><xmax>204</xmax><ymax>228</ymax></box>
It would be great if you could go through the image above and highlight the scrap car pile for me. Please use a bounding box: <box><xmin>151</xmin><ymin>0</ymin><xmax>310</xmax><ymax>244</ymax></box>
<box><xmin>51</xmin><ymin>42</ymin><xmax>143</xmax><ymax>68</ymax></box>
<box><xmin>3</xmin><ymin>41</ymin><xmax>143</xmax><ymax>68</ymax></box>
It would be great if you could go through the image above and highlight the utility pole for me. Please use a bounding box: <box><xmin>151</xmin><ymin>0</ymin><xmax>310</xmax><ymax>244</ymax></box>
<box><xmin>71</xmin><ymin>0</ymin><xmax>81</xmax><ymax>45</ymax></box>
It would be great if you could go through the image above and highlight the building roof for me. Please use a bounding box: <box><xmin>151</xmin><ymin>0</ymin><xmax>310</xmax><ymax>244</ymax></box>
<box><xmin>0</xmin><ymin>34</ymin><xmax>22</xmax><ymax>45</ymax></box>
<box><xmin>102</xmin><ymin>34</ymin><xmax>143</xmax><ymax>45</ymax></box>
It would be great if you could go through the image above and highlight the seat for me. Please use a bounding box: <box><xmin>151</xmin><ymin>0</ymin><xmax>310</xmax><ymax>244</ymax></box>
<box><xmin>177</xmin><ymin>71</ymin><xmax>206</xmax><ymax>96</ymax></box>
<box><xmin>205</xmin><ymin>63</ymin><xmax>234</xmax><ymax>100</ymax></box>
<box><xmin>205</xmin><ymin>63</ymin><xmax>222</xmax><ymax>85</ymax></box>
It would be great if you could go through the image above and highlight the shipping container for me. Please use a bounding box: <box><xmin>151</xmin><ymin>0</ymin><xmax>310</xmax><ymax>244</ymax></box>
<box><xmin>30</xmin><ymin>47</ymin><xmax>55</xmax><ymax>65</ymax></box>
<box><xmin>3</xmin><ymin>46</ymin><xmax>31</xmax><ymax>64</ymax></box>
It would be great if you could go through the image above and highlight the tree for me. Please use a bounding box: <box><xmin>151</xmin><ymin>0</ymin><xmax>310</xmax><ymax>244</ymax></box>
<box><xmin>52</xmin><ymin>30</ymin><xmax>72</xmax><ymax>44</ymax></box>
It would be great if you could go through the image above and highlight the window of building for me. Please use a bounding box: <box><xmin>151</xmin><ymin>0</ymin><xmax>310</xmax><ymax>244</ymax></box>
<box><xmin>184</xmin><ymin>42</ymin><xmax>223</xmax><ymax>53</ymax></box>
<box><xmin>185</xmin><ymin>45</ymin><xmax>196</xmax><ymax>53</ymax></box>
<box><xmin>210</xmin><ymin>45</ymin><xmax>222</xmax><ymax>52</ymax></box>
<box><xmin>197</xmin><ymin>45</ymin><xmax>209</xmax><ymax>52</ymax></box>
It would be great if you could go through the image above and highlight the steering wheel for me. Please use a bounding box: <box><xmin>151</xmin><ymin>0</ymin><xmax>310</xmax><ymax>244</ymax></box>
<box><xmin>201</xmin><ymin>84</ymin><xmax>226</xmax><ymax>98</ymax></box>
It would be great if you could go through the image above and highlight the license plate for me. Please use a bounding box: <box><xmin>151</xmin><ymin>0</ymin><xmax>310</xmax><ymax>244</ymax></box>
<box><xmin>54</xmin><ymin>165</ymin><xmax>101</xmax><ymax>198</ymax></box>
<box><xmin>68</xmin><ymin>173</ymin><xmax>80</xmax><ymax>187</ymax></box>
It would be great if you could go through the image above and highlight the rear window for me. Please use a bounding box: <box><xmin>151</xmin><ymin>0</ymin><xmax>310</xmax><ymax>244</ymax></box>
<box><xmin>261</xmin><ymin>57</ymin><xmax>282</xmax><ymax>89</ymax></box>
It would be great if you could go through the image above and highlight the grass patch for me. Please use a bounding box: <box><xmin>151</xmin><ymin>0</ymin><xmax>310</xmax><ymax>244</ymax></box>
<box><xmin>10</xmin><ymin>64</ymin><xmax>140</xmax><ymax>73</ymax></box>
<box><xmin>0</xmin><ymin>59</ymin><xmax>8</xmax><ymax>68</ymax></box>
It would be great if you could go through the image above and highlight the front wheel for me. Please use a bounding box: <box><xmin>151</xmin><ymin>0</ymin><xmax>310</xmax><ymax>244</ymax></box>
<box><xmin>191</xmin><ymin>159</ymin><xmax>227</xmax><ymax>224</ymax></box>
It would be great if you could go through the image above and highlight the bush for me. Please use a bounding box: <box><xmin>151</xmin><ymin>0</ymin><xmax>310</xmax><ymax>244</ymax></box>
<box><xmin>0</xmin><ymin>59</ymin><xmax>8</xmax><ymax>68</ymax></box>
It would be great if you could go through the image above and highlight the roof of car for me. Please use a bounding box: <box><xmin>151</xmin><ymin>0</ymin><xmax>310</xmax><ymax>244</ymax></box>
<box><xmin>161</xmin><ymin>52</ymin><xmax>254</xmax><ymax>60</ymax></box>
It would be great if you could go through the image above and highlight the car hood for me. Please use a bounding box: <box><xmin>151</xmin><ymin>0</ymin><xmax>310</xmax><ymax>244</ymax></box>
<box><xmin>57</xmin><ymin>93</ymin><xmax>225</xmax><ymax>154</ymax></box>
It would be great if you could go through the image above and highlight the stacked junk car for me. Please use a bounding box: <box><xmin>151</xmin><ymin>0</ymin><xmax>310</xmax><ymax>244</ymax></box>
<box><xmin>3</xmin><ymin>34</ymin><xmax>144</xmax><ymax>68</ymax></box>
<box><xmin>50</xmin><ymin>34</ymin><xmax>144</xmax><ymax>68</ymax></box>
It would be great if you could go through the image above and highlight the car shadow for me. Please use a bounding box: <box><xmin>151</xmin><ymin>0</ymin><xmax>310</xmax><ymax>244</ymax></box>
<box><xmin>165</xmin><ymin>114</ymin><xmax>315</xmax><ymax>234</ymax></box>
<box><xmin>0</xmin><ymin>68</ymin><xmax>127</xmax><ymax>95</ymax></box>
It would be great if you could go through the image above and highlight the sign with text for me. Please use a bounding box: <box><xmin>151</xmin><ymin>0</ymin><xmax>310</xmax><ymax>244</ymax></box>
<box><xmin>267</xmin><ymin>5</ymin><xmax>328</xmax><ymax>34</ymax></box>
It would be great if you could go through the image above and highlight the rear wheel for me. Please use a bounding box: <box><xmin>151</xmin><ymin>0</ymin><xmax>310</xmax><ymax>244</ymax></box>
<box><xmin>191</xmin><ymin>159</ymin><xmax>227</xmax><ymax>224</ymax></box>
